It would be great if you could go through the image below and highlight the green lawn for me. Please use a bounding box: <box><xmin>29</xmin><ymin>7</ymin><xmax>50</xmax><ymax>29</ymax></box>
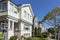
<box><xmin>31</xmin><ymin>37</ymin><xmax>46</xmax><ymax>40</ymax></box>
<box><xmin>24</xmin><ymin>37</ymin><xmax>47</xmax><ymax>40</ymax></box>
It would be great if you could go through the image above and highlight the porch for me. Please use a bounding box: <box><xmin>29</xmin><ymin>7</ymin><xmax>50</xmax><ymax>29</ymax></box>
<box><xmin>0</xmin><ymin>16</ymin><xmax>21</xmax><ymax>40</ymax></box>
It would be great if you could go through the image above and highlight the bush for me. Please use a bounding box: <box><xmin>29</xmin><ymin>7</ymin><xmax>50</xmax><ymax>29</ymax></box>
<box><xmin>10</xmin><ymin>36</ymin><xmax>18</xmax><ymax>40</ymax></box>
<box><xmin>51</xmin><ymin>35</ymin><xmax>55</xmax><ymax>39</ymax></box>
<box><xmin>35</xmin><ymin>33</ymin><xmax>43</xmax><ymax>38</ymax></box>
<box><xmin>25</xmin><ymin>38</ymin><xmax>32</xmax><ymax>40</ymax></box>
<box><xmin>42</xmin><ymin>32</ymin><xmax>49</xmax><ymax>38</ymax></box>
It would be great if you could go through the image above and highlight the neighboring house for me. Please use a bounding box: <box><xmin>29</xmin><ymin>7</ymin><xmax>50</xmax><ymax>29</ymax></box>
<box><xmin>38</xmin><ymin>21</ymin><xmax>46</xmax><ymax>33</ymax></box>
<box><xmin>32</xmin><ymin>16</ymin><xmax>38</xmax><ymax>35</ymax></box>
<box><xmin>33</xmin><ymin>16</ymin><xmax>38</xmax><ymax>28</ymax></box>
<box><xmin>0</xmin><ymin>0</ymin><xmax>34</xmax><ymax>40</ymax></box>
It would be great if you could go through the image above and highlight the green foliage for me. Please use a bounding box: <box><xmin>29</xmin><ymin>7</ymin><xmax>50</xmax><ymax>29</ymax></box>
<box><xmin>34</xmin><ymin>27</ymin><xmax>43</xmax><ymax>37</ymax></box>
<box><xmin>24</xmin><ymin>37</ymin><xmax>46</xmax><ymax>40</ymax></box>
<box><xmin>10</xmin><ymin>36</ymin><xmax>18</xmax><ymax>40</ymax></box>
<box><xmin>48</xmin><ymin>28</ymin><xmax>55</xmax><ymax>34</ymax></box>
<box><xmin>51</xmin><ymin>35</ymin><xmax>55</xmax><ymax>39</ymax></box>
<box><xmin>42</xmin><ymin>32</ymin><xmax>49</xmax><ymax>38</ymax></box>
<box><xmin>42</xmin><ymin>7</ymin><xmax>60</xmax><ymax>22</ymax></box>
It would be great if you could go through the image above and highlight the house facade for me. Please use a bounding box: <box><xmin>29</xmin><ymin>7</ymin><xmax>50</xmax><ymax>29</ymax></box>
<box><xmin>33</xmin><ymin>16</ymin><xmax>38</xmax><ymax>28</ymax></box>
<box><xmin>38</xmin><ymin>21</ymin><xmax>46</xmax><ymax>33</ymax></box>
<box><xmin>0</xmin><ymin>0</ymin><xmax>34</xmax><ymax>40</ymax></box>
<box><xmin>32</xmin><ymin>16</ymin><xmax>38</xmax><ymax>35</ymax></box>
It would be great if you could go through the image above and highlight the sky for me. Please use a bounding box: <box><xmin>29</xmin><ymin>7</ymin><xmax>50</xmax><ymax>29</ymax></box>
<box><xmin>12</xmin><ymin>0</ymin><xmax>60</xmax><ymax>29</ymax></box>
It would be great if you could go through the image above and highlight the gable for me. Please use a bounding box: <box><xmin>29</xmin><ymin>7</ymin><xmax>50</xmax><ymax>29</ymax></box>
<box><xmin>21</xmin><ymin>4</ymin><xmax>34</xmax><ymax>17</ymax></box>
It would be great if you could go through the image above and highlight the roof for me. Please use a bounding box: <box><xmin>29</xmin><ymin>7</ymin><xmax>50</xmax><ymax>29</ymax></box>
<box><xmin>38</xmin><ymin>21</ymin><xmax>42</xmax><ymax>24</ymax></box>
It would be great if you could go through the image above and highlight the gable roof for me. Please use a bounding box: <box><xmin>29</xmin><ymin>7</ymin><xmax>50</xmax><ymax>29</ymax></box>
<box><xmin>20</xmin><ymin>4</ymin><xmax>34</xmax><ymax>16</ymax></box>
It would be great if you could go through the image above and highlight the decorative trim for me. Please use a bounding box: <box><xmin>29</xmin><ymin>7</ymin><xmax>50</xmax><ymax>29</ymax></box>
<box><xmin>19</xmin><ymin>18</ymin><xmax>33</xmax><ymax>25</ymax></box>
<box><xmin>7</xmin><ymin>15</ymin><xmax>18</xmax><ymax>22</ymax></box>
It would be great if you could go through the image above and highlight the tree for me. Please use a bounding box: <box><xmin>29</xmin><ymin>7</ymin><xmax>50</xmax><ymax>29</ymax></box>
<box><xmin>42</xmin><ymin>7</ymin><xmax>60</xmax><ymax>39</ymax></box>
<box><xmin>48</xmin><ymin>28</ymin><xmax>55</xmax><ymax>35</ymax></box>
<box><xmin>42</xmin><ymin>7</ymin><xmax>60</xmax><ymax>26</ymax></box>
<box><xmin>34</xmin><ymin>27</ymin><xmax>43</xmax><ymax>37</ymax></box>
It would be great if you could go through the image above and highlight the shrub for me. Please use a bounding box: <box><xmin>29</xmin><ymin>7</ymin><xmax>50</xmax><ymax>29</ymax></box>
<box><xmin>42</xmin><ymin>32</ymin><xmax>49</xmax><ymax>38</ymax></box>
<box><xmin>35</xmin><ymin>33</ymin><xmax>43</xmax><ymax>38</ymax></box>
<box><xmin>51</xmin><ymin>35</ymin><xmax>55</xmax><ymax>39</ymax></box>
<box><xmin>10</xmin><ymin>36</ymin><xmax>18</xmax><ymax>40</ymax></box>
<box><xmin>25</xmin><ymin>37</ymin><xmax>32</xmax><ymax>40</ymax></box>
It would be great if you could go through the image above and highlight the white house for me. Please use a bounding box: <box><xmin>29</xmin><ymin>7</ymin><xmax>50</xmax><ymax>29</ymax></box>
<box><xmin>33</xmin><ymin>16</ymin><xmax>38</xmax><ymax>28</ymax></box>
<box><xmin>32</xmin><ymin>16</ymin><xmax>38</xmax><ymax>35</ymax></box>
<box><xmin>0</xmin><ymin>0</ymin><xmax>34</xmax><ymax>40</ymax></box>
<box><xmin>38</xmin><ymin>21</ymin><xmax>46</xmax><ymax>33</ymax></box>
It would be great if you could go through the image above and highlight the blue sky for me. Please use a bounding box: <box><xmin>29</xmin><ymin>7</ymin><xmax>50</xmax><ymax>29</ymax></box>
<box><xmin>12</xmin><ymin>0</ymin><xmax>60</xmax><ymax>29</ymax></box>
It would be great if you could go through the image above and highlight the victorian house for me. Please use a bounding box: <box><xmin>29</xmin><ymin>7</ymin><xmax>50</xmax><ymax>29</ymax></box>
<box><xmin>32</xmin><ymin>16</ymin><xmax>38</xmax><ymax>35</ymax></box>
<box><xmin>38</xmin><ymin>21</ymin><xmax>46</xmax><ymax>33</ymax></box>
<box><xmin>0</xmin><ymin>0</ymin><xmax>34</xmax><ymax>40</ymax></box>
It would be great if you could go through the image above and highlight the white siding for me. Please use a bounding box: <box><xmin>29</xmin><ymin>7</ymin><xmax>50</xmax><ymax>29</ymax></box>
<box><xmin>20</xmin><ymin>22</ymin><xmax>32</xmax><ymax>37</ymax></box>
<box><xmin>21</xmin><ymin>7</ymin><xmax>33</xmax><ymax>24</ymax></box>
<box><xmin>8</xmin><ymin>1</ymin><xmax>19</xmax><ymax>19</ymax></box>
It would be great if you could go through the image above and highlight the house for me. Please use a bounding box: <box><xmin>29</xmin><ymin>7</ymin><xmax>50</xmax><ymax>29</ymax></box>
<box><xmin>0</xmin><ymin>0</ymin><xmax>34</xmax><ymax>40</ymax></box>
<box><xmin>32</xmin><ymin>16</ymin><xmax>38</xmax><ymax>35</ymax></box>
<box><xmin>38</xmin><ymin>21</ymin><xmax>46</xmax><ymax>33</ymax></box>
<box><xmin>33</xmin><ymin>16</ymin><xmax>38</xmax><ymax>28</ymax></box>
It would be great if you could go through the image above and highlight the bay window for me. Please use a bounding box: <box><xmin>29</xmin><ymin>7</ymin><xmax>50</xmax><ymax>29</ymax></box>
<box><xmin>24</xmin><ymin>24</ymin><xmax>30</xmax><ymax>30</ymax></box>
<box><xmin>0</xmin><ymin>2</ymin><xmax>7</xmax><ymax>11</ymax></box>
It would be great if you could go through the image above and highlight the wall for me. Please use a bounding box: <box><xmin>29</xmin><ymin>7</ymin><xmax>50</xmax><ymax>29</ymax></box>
<box><xmin>21</xmin><ymin>6</ymin><xmax>33</xmax><ymax>24</ymax></box>
<box><xmin>8</xmin><ymin>1</ymin><xmax>19</xmax><ymax>19</ymax></box>
<box><xmin>20</xmin><ymin>22</ymin><xmax>32</xmax><ymax>37</ymax></box>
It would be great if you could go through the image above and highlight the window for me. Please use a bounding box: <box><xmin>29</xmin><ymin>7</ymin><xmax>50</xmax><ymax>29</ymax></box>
<box><xmin>30</xmin><ymin>15</ymin><xmax>32</xmax><ymax>20</ymax></box>
<box><xmin>10</xmin><ymin>21</ymin><xmax>12</xmax><ymax>30</ymax></box>
<box><xmin>0</xmin><ymin>2</ymin><xmax>7</xmax><ymax>10</ymax></box>
<box><xmin>0</xmin><ymin>4</ymin><xmax>1</xmax><ymax>10</ymax></box>
<box><xmin>1</xmin><ymin>23</ymin><xmax>8</xmax><ymax>29</ymax></box>
<box><xmin>24</xmin><ymin>10</ymin><xmax>26</xmax><ymax>17</ymax></box>
<box><xmin>2</xmin><ymin>3</ymin><xmax>5</xmax><ymax>10</ymax></box>
<box><xmin>4</xmin><ymin>2</ymin><xmax>7</xmax><ymax>9</ymax></box>
<box><xmin>14</xmin><ymin>11</ymin><xmax>17</xmax><ymax>14</ymax></box>
<box><xmin>24</xmin><ymin>24</ymin><xmax>30</xmax><ymax>30</ymax></box>
<box><xmin>27</xmin><ymin>13</ymin><xmax>29</xmax><ymax>19</ymax></box>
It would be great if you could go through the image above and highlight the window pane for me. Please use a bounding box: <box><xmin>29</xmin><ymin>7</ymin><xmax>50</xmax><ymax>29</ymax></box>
<box><xmin>24</xmin><ymin>24</ymin><xmax>30</xmax><ymax>30</ymax></box>
<box><xmin>0</xmin><ymin>4</ymin><xmax>1</xmax><ymax>10</ymax></box>
<box><xmin>10</xmin><ymin>21</ymin><xmax>12</xmax><ymax>30</ymax></box>
<box><xmin>4</xmin><ymin>2</ymin><xmax>7</xmax><ymax>9</ymax></box>
<box><xmin>2</xmin><ymin>3</ymin><xmax>4</xmax><ymax>10</ymax></box>
<box><xmin>1</xmin><ymin>2</ymin><xmax>7</xmax><ymax>10</ymax></box>
<box><xmin>24</xmin><ymin>10</ymin><xmax>26</xmax><ymax>17</ymax></box>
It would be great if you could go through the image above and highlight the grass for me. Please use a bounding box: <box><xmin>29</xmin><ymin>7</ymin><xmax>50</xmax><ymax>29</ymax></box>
<box><xmin>31</xmin><ymin>37</ymin><xmax>46</xmax><ymax>40</ymax></box>
<box><xmin>24</xmin><ymin>37</ymin><xmax>46</xmax><ymax>40</ymax></box>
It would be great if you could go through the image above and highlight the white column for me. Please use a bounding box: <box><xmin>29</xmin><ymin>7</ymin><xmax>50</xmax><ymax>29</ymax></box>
<box><xmin>8</xmin><ymin>19</ymin><xmax>10</xmax><ymax>40</ymax></box>
<box><xmin>8</xmin><ymin>19</ymin><xmax>14</xmax><ymax>40</ymax></box>
<box><xmin>12</xmin><ymin>21</ymin><xmax>14</xmax><ymax>35</ymax></box>
<box><xmin>8</xmin><ymin>19</ymin><xmax>10</xmax><ymax>30</ymax></box>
